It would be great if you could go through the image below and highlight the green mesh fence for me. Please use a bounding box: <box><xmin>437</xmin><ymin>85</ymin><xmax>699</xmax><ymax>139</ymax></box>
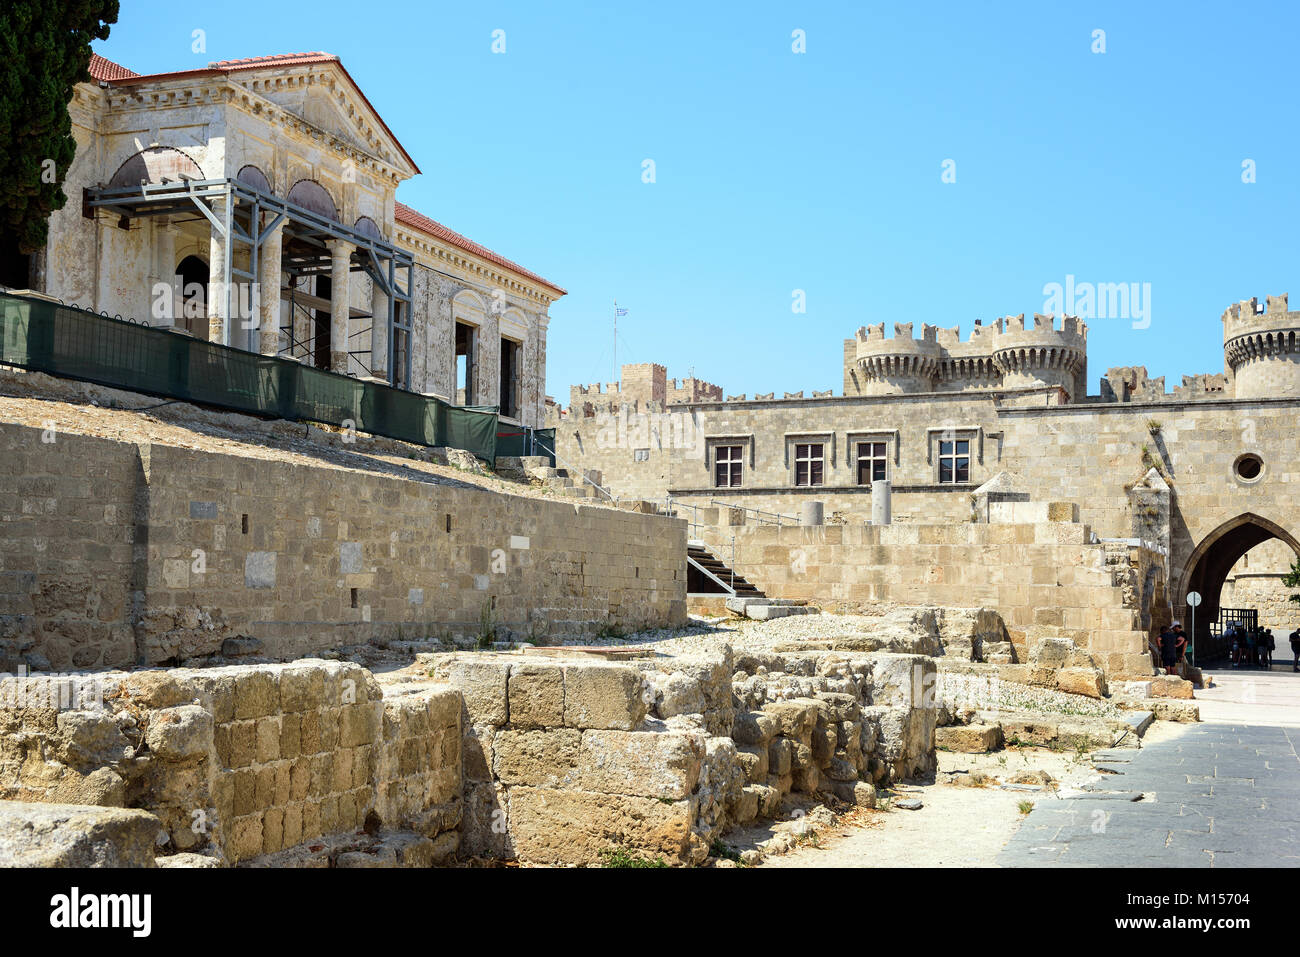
<box><xmin>0</xmin><ymin>292</ymin><xmax>500</xmax><ymax>462</ymax></box>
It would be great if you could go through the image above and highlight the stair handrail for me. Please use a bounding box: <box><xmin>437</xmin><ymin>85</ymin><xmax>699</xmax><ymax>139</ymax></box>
<box><xmin>664</xmin><ymin>496</ymin><xmax>708</xmax><ymax>536</ymax></box>
<box><xmin>707</xmin><ymin>499</ymin><xmax>799</xmax><ymax>527</ymax></box>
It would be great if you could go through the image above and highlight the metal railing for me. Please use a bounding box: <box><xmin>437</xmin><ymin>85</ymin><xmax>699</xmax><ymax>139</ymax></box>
<box><xmin>664</xmin><ymin>496</ymin><xmax>709</xmax><ymax>537</ymax></box>
<box><xmin>0</xmin><ymin>290</ymin><xmax>501</xmax><ymax>461</ymax></box>
<box><xmin>708</xmin><ymin>499</ymin><xmax>799</xmax><ymax>526</ymax></box>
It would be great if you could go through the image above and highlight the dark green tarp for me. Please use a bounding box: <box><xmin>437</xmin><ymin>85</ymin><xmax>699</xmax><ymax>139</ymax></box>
<box><xmin>0</xmin><ymin>291</ymin><xmax>500</xmax><ymax>462</ymax></box>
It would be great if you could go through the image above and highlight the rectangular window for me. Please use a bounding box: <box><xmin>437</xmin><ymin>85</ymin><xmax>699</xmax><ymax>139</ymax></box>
<box><xmin>794</xmin><ymin>443</ymin><xmax>824</xmax><ymax>487</ymax></box>
<box><xmin>714</xmin><ymin>445</ymin><xmax>743</xmax><ymax>488</ymax></box>
<box><xmin>633</xmin><ymin>448</ymin><xmax>650</xmax><ymax>462</ymax></box>
<box><xmin>938</xmin><ymin>439</ymin><xmax>970</xmax><ymax>484</ymax></box>
<box><xmin>856</xmin><ymin>441</ymin><xmax>888</xmax><ymax>485</ymax></box>
<box><xmin>499</xmin><ymin>336</ymin><xmax>520</xmax><ymax>418</ymax></box>
<box><xmin>455</xmin><ymin>321</ymin><xmax>476</xmax><ymax>404</ymax></box>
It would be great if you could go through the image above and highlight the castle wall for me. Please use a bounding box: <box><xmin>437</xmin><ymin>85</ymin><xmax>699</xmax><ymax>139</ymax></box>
<box><xmin>690</xmin><ymin>521</ymin><xmax>1161</xmax><ymax>677</ymax></box>
<box><xmin>997</xmin><ymin>397</ymin><xmax>1300</xmax><ymax>598</ymax></box>
<box><xmin>553</xmin><ymin>390</ymin><xmax>1053</xmax><ymax>525</ymax></box>
<box><xmin>553</xmin><ymin>385</ymin><xmax>1300</xmax><ymax>629</ymax></box>
<box><xmin>0</xmin><ymin>421</ymin><xmax>687</xmax><ymax>671</ymax></box>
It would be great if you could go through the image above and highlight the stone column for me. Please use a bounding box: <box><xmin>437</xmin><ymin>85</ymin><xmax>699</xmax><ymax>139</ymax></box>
<box><xmin>871</xmin><ymin>480</ymin><xmax>892</xmax><ymax>525</ymax></box>
<box><xmin>258</xmin><ymin>227</ymin><xmax>283</xmax><ymax>356</ymax></box>
<box><xmin>327</xmin><ymin>240</ymin><xmax>354</xmax><ymax>373</ymax></box>
<box><xmin>207</xmin><ymin>197</ymin><xmax>227</xmax><ymax>344</ymax></box>
<box><xmin>153</xmin><ymin>222</ymin><xmax>176</xmax><ymax>329</ymax></box>
<box><xmin>370</xmin><ymin>276</ymin><xmax>389</xmax><ymax>381</ymax></box>
<box><xmin>800</xmin><ymin>501</ymin><xmax>824</xmax><ymax>527</ymax></box>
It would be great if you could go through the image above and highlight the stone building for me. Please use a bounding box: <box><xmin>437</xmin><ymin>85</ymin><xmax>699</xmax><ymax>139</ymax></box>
<box><xmin>21</xmin><ymin>51</ymin><xmax>564</xmax><ymax>427</ymax></box>
<box><xmin>550</xmin><ymin>296</ymin><xmax>1300</xmax><ymax>643</ymax></box>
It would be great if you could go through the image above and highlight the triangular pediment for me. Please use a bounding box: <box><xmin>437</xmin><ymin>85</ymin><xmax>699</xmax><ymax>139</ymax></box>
<box><xmin>226</xmin><ymin>58</ymin><xmax>418</xmax><ymax>178</ymax></box>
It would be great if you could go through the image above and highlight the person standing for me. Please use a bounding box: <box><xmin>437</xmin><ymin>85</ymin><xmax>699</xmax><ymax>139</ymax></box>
<box><xmin>1160</xmin><ymin>624</ymin><xmax>1180</xmax><ymax>676</ymax></box>
<box><xmin>1290</xmin><ymin>628</ymin><xmax>1300</xmax><ymax>673</ymax></box>
<box><xmin>1262</xmin><ymin>629</ymin><xmax>1275</xmax><ymax>670</ymax></box>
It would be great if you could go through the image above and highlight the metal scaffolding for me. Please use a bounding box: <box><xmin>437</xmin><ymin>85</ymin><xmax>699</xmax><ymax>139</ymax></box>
<box><xmin>86</xmin><ymin>176</ymin><xmax>416</xmax><ymax>387</ymax></box>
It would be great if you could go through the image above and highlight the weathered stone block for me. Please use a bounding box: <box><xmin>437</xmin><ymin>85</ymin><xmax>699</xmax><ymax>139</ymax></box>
<box><xmin>562</xmin><ymin>663</ymin><xmax>647</xmax><ymax>730</ymax></box>
<box><xmin>732</xmin><ymin>710</ymin><xmax>777</xmax><ymax>746</ymax></box>
<box><xmin>0</xmin><ymin>801</ymin><xmax>161</xmax><ymax>867</ymax></box>
<box><xmin>507</xmin><ymin>786</ymin><xmax>695</xmax><ymax>865</ymax></box>
<box><xmin>507</xmin><ymin>662</ymin><xmax>564</xmax><ymax>728</ymax></box>
<box><xmin>493</xmin><ymin>729</ymin><xmax>581</xmax><ymax>787</ymax></box>
<box><xmin>576</xmin><ymin>730</ymin><xmax>703</xmax><ymax>799</ymax></box>
<box><xmin>1056</xmin><ymin>667</ymin><xmax>1107</xmax><ymax>699</ymax></box>
<box><xmin>935</xmin><ymin>723</ymin><xmax>1003</xmax><ymax>753</ymax></box>
<box><xmin>145</xmin><ymin>704</ymin><xmax>213</xmax><ymax>762</ymax></box>
<box><xmin>436</xmin><ymin>658</ymin><xmax>510</xmax><ymax>726</ymax></box>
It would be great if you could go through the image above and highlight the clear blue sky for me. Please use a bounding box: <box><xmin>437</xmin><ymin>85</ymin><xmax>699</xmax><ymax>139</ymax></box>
<box><xmin>97</xmin><ymin>1</ymin><xmax>1300</xmax><ymax>400</ymax></box>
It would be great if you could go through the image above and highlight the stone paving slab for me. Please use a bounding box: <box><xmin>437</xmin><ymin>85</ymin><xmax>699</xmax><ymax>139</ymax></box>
<box><xmin>999</xmin><ymin>721</ymin><xmax>1300</xmax><ymax>867</ymax></box>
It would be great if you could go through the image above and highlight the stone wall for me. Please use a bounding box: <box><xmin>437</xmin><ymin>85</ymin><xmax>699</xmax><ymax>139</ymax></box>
<box><xmin>0</xmin><ymin>421</ymin><xmax>687</xmax><ymax>671</ymax></box>
<box><xmin>433</xmin><ymin>646</ymin><xmax>936</xmax><ymax>866</ymax></box>
<box><xmin>552</xmin><ymin>384</ymin><xmax>1300</xmax><ymax>627</ymax></box>
<box><xmin>693</xmin><ymin>521</ymin><xmax>1163</xmax><ymax>678</ymax></box>
<box><xmin>0</xmin><ymin>661</ymin><xmax>462</xmax><ymax>865</ymax></box>
<box><xmin>1221</xmin><ymin>539</ymin><xmax>1300</xmax><ymax>634</ymax></box>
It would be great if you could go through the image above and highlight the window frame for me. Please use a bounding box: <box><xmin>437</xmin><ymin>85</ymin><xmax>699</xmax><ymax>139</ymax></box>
<box><xmin>855</xmin><ymin>440</ymin><xmax>889</xmax><ymax>486</ymax></box>
<box><xmin>714</xmin><ymin>444</ymin><xmax>744</xmax><ymax>488</ymax></box>
<box><xmin>937</xmin><ymin>438</ymin><xmax>971</xmax><ymax>484</ymax></box>
<box><xmin>794</xmin><ymin>442</ymin><xmax>825</xmax><ymax>488</ymax></box>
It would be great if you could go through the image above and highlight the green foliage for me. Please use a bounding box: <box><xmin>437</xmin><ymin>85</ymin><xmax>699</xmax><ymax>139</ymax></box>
<box><xmin>1284</xmin><ymin>556</ymin><xmax>1300</xmax><ymax>605</ymax></box>
<box><xmin>476</xmin><ymin>600</ymin><xmax>495</xmax><ymax>649</ymax></box>
<box><xmin>0</xmin><ymin>0</ymin><xmax>120</xmax><ymax>260</ymax></box>
<box><xmin>598</xmin><ymin>847</ymin><xmax>669</xmax><ymax>868</ymax></box>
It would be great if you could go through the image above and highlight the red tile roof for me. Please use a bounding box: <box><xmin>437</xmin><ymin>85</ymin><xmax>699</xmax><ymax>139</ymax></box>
<box><xmin>87</xmin><ymin>53</ymin><xmax>138</xmax><ymax>82</ymax></box>
<box><xmin>395</xmin><ymin>202</ymin><xmax>566</xmax><ymax>296</ymax></box>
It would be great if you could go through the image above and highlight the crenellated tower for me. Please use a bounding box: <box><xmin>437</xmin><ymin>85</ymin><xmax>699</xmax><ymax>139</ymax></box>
<box><xmin>853</xmin><ymin>322</ymin><xmax>943</xmax><ymax>395</ymax></box>
<box><xmin>990</xmin><ymin>313</ymin><xmax>1088</xmax><ymax>400</ymax></box>
<box><xmin>847</xmin><ymin>313</ymin><xmax>1088</xmax><ymax>400</ymax></box>
<box><xmin>1222</xmin><ymin>294</ymin><xmax>1300</xmax><ymax>398</ymax></box>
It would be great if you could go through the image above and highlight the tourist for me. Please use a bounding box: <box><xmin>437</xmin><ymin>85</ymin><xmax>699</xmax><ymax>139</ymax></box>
<box><xmin>1161</xmin><ymin>624</ymin><xmax>1180</xmax><ymax>675</ymax></box>
<box><xmin>1173</xmin><ymin>622</ymin><xmax>1188</xmax><ymax>666</ymax></box>
<box><xmin>1246</xmin><ymin>627</ymin><xmax>1258</xmax><ymax>667</ymax></box>
<box><xmin>1290</xmin><ymin>628</ymin><xmax>1300</xmax><ymax>672</ymax></box>
<box><xmin>1229</xmin><ymin>622</ymin><xmax>1242</xmax><ymax>667</ymax></box>
<box><xmin>1261</xmin><ymin>629</ymin><xmax>1275</xmax><ymax>670</ymax></box>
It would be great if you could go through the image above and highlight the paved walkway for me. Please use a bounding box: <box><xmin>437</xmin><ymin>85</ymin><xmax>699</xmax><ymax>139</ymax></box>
<box><xmin>999</xmin><ymin>668</ymin><xmax>1300</xmax><ymax>867</ymax></box>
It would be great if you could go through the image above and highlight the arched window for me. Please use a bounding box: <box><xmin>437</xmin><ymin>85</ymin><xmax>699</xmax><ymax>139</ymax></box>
<box><xmin>286</xmin><ymin>180</ymin><xmax>339</xmax><ymax>222</ymax></box>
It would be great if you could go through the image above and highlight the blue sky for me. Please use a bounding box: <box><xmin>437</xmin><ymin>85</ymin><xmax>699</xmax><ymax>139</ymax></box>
<box><xmin>97</xmin><ymin>1</ymin><xmax>1300</xmax><ymax>400</ymax></box>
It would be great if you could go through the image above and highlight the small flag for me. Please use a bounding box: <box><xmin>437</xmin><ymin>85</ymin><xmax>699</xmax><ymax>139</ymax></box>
<box><xmin>615</xmin><ymin>307</ymin><xmax>628</xmax><ymax>316</ymax></box>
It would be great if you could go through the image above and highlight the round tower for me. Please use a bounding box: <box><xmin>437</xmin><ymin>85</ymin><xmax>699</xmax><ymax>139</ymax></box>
<box><xmin>1222</xmin><ymin>294</ymin><xmax>1300</xmax><ymax>399</ymax></box>
<box><xmin>990</xmin><ymin>314</ymin><xmax>1088</xmax><ymax>400</ymax></box>
<box><xmin>853</xmin><ymin>322</ymin><xmax>940</xmax><ymax>395</ymax></box>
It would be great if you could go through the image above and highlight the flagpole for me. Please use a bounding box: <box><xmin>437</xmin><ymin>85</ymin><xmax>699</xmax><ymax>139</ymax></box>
<box><xmin>613</xmin><ymin>300</ymin><xmax>618</xmax><ymax>385</ymax></box>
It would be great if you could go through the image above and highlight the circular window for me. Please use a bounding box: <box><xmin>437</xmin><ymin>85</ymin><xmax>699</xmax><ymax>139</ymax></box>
<box><xmin>1234</xmin><ymin>453</ymin><xmax>1264</xmax><ymax>483</ymax></box>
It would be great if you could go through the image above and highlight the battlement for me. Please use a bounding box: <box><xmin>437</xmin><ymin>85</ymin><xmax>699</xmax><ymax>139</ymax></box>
<box><xmin>571</xmin><ymin>362</ymin><xmax>725</xmax><ymax>410</ymax></box>
<box><xmin>850</xmin><ymin>310</ymin><xmax>1087</xmax><ymax>398</ymax></box>
<box><xmin>854</xmin><ymin>313</ymin><xmax>1085</xmax><ymax>351</ymax></box>
<box><xmin>1221</xmin><ymin>293</ymin><xmax>1300</xmax><ymax>342</ymax></box>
